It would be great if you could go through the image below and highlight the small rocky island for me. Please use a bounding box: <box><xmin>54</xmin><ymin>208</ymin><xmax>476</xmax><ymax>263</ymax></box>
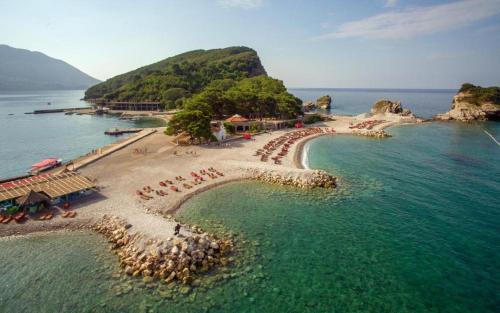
<box><xmin>316</xmin><ymin>95</ymin><xmax>332</xmax><ymax>110</ymax></box>
<box><xmin>371</xmin><ymin>99</ymin><xmax>413</xmax><ymax>116</ymax></box>
<box><xmin>302</xmin><ymin>95</ymin><xmax>332</xmax><ymax>112</ymax></box>
<box><xmin>436</xmin><ymin>83</ymin><xmax>500</xmax><ymax>121</ymax></box>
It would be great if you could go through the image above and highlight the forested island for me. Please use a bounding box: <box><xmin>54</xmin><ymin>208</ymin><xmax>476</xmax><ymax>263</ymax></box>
<box><xmin>85</xmin><ymin>47</ymin><xmax>303</xmax><ymax>140</ymax></box>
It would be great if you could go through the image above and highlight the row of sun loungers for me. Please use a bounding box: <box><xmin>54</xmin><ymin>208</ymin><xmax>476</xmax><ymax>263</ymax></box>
<box><xmin>256</xmin><ymin>128</ymin><xmax>335</xmax><ymax>165</ymax></box>
<box><xmin>137</xmin><ymin>168</ymin><xmax>225</xmax><ymax>201</ymax></box>
<box><xmin>349</xmin><ymin>120</ymin><xmax>386</xmax><ymax>130</ymax></box>
<box><xmin>0</xmin><ymin>204</ymin><xmax>79</xmax><ymax>225</ymax></box>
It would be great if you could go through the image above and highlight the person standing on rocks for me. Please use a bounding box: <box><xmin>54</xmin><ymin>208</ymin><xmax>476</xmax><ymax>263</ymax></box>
<box><xmin>174</xmin><ymin>223</ymin><xmax>181</xmax><ymax>236</ymax></box>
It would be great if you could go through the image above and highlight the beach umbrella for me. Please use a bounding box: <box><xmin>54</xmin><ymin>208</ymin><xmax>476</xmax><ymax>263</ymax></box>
<box><xmin>15</xmin><ymin>190</ymin><xmax>50</xmax><ymax>207</ymax></box>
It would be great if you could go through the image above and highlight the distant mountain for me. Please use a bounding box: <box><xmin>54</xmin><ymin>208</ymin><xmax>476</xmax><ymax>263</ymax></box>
<box><xmin>0</xmin><ymin>44</ymin><xmax>100</xmax><ymax>91</ymax></box>
<box><xmin>84</xmin><ymin>46</ymin><xmax>267</xmax><ymax>106</ymax></box>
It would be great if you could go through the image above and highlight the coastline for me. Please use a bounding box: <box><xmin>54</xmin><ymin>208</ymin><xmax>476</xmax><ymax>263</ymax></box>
<box><xmin>167</xmin><ymin>177</ymin><xmax>246</xmax><ymax>214</ymax></box>
<box><xmin>1</xmin><ymin>112</ymin><xmax>421</xmax><ymax>239</ymax></box>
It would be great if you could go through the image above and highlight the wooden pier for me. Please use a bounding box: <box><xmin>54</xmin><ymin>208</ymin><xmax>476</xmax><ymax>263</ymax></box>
<box><xmin>26</xmin><ymin>107</ymin><xmax>93</xmax><ymax>114</ymax></box>
<box><xmin>104</xmin><ymin>128</ymin><xmax>142</xmax><ymax>136</ymax></box>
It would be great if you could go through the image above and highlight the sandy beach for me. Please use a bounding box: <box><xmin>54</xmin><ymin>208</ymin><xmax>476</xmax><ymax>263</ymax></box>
<box><xmin>0</xmin><ymin>111</ymin><xmax>420</xmax><ymax>239</ymax></box>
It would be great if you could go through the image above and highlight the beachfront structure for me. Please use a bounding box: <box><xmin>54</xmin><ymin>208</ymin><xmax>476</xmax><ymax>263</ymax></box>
<box><xmin>224</xmin><ymin>114</ymin><xmax>294</xmax><ymax>132</ymax></box>
<box><xmin>87</xmin><ymin>99</ymin><xmax>161</xmax><ymax>111</ymax></box>
<box><xmin>0</xmin><ymin>171</ymin><xmax>95</xmax><ymax>212</ymax></box>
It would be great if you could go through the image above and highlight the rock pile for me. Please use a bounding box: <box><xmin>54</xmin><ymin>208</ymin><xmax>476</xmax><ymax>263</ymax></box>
<box><xmin>92</xmin><ymin>215</ymin><xmax>234</xmax><ymax>285</ymax></box>
<box><xmin>246</xmin><ymin>168</ymin><xmax>336</xmax><ymax>188</ymax></box>
<box><xmin>302</xmin><ymin>101</ymin><xmax>316</xmax><ymax>112</ymax></box>
<box><xmin>354</xmin><ymin>130</ymin><xmax>391</xmax><ymax>138</ymax></box>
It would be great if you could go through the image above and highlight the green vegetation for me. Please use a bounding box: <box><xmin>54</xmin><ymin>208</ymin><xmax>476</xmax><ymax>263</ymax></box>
<box><xmin>459</xmin><ymin>83</ymin><xmax>500</xmax><ymax>106</ymax></box>
<box><xmin>165</xmin><ymin>110</ymin><xmax>215</xmax><ymax>142</ymax></box>
<box><xmin>86</xmin><ymin>47</ymin><xmax>303</xmax><ymax>141</ymax></box>
<box><xmin>223</xmin><ymin>122</ymin><xmax>236</xmax><ymax>134</ymax></box>
<box><xmin>166</xmin><ymin>76</ymin><xmax>302</xmax><ymax>140</ymax></box>
<box><xmin>249</xmin><ymin>122</ymin><xmax>263</xmax><ymax>133</ymax></box>
<box><xmin>84</xmin><ymin>46</ymin><xmax>266</xmax><ymax>109</ymax></box>
<box><xmin>303</xmin><ymin>114</ymin><xmax>324</xmax><ymax>124</ymax></box>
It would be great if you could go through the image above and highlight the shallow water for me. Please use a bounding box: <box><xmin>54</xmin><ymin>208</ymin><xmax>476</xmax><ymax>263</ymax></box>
<box><xmin>0</xmin><ymin>90</ymin><xmax>165</xmax><ymax>179</ymax></box>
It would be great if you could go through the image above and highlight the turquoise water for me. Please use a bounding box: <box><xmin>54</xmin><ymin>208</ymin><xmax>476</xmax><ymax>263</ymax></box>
<box><xmin>0</xmin><ymin>122</ymin><xmax>497</xmax><ymax>312</ymax></box>
<box><xmin>0</xmin><ymin>90</ymin><xmax>165</xmax><ymax>179</ymax></box>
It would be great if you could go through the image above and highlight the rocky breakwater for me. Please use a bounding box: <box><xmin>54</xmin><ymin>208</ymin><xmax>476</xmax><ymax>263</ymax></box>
<box><xmin>245</xmin><ymin>167</ymin><xmax>336</xmax><ymax>188</ymax></box>
<box><xmin>353</xmin><ymin>130</ymin><xmax>391</xmax><ymax>138</ymax></box>
<box><xmin>435</xmin><ymin>83</ymin><xmax>500</xmax><ymax>122</ymax></box>
<box><xmin>92</xmin><ymin>215</ymin><xmax>234</xmax><ymax>286</ymax></box>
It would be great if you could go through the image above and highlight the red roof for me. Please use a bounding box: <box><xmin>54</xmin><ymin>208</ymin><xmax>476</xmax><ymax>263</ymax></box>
<box><xmin>31</xmin><ymin>158</ymin><xmax>58</xmax><ymax>169</ymax></box>
<box><xmin>0</xmin><ymin>173</ymin><xmax>52</xmax><ymax>189</ymax></box>
<box><xmin>225</xmin><ymin>114</ymin><xmax>249</xmax><ymax>123</ymax></box>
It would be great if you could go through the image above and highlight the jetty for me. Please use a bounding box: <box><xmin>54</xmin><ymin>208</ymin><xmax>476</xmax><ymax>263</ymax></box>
<box><xmin>26</xmin><ymin>107</ymin><xmax>93</xmax><ymax>114</ymax></box>
<box><xmin>104</xmin><ymin>128</ymin><xmax>142</xmax><ymax>136</ymax></box>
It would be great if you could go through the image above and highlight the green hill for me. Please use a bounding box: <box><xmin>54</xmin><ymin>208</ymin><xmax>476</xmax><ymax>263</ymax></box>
<box><xmin>84</xmin><ymin>46</ymin><xmax>266</xmax><ymax>108</ymax></box>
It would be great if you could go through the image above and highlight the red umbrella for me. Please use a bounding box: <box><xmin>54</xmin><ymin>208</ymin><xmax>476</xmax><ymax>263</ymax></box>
<box><xmin>243</xmin><ymin>133</ymin><xmax>252</xmax><ymax>139</ymax></box>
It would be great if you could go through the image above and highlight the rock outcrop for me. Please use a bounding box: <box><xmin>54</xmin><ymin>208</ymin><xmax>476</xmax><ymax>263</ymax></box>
<box><xmin>302</xmin><ymin>101</ymin><xmax>316</xmax><ymax>112</ymax></box>
<box><xmin>93</xmin><ymin>215</ymin><xmax>234</xmax><ymax>286</ymax></box>
<box><xmin>371</xmin><ymin>99</ymin><xmax>413</xmax><ymax>116</ymax></box>
<box><xmin>435</xmin><ymin>84</ymin><xmax>500</xmax><ymax>122</ymax></box>
<box><xmin>316</xmin><ymin>95</ymin><xmax>332</xmax><ymax>110</ymax></box>
<box><xmin>244</xmin><ymin>167</ymin><xmax>336</xmax><ymax>188</ymax></box>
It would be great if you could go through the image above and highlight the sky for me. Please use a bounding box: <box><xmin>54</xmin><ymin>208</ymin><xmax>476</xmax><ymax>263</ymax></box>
<box><xmin>1</xmin><ymin>0</ymin><xmax>500</xmax><ymax>89</ymax></box>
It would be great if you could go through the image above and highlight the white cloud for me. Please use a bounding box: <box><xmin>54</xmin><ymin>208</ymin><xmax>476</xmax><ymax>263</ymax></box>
<box><xmin>385</xmin><ymin>0</ymin><xmax>398</xmax><ymax>7</ymax></box>
<box><xmin>217</xmin><ymin>0</ymin><xmax>263</xmax><ymax>9</ymax></box>
<box><xmin>314</xmin><ymin>0</ymin><xmax>500</xmax><ymax>40</ymax></box>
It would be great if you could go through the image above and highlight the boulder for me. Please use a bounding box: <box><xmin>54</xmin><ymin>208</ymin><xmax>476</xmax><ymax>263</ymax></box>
<box><xmin>316</xmin><ymin>95</ymin><xmax>332</xmax><ymax>110</ymax></box>
<box><xmin>302</xmin><ymin>101</ymin><xmax>316</xmax><ymax>112</ymax></box>
<box><xmin>371</xmin><ymin>99</ymin><xmax>403</xmax><ymax>114</ymax></box>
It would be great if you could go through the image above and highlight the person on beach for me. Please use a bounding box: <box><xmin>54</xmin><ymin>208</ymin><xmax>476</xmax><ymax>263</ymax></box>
<box><xmin>174</xmin><ymin>223</ymin><xmax>181</xmax><ymax>236</ymax></box>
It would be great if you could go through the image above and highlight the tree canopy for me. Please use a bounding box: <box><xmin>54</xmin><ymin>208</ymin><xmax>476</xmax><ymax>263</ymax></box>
<box><xmin>165</xmin><ymin>76</ymin><xmax>302</xmax><ymax>141</ymax></box>
<box><xmin>84</xmin><ymin>47</ymin><xmax>266</xmax><ymax>109</ymax></box>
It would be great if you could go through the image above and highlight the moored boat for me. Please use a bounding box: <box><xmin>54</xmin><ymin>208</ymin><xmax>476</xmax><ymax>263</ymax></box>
<box><xmin>29</xmin><ymin>158</ymin><xmax>62</xmax><ymax>175</ymax></box>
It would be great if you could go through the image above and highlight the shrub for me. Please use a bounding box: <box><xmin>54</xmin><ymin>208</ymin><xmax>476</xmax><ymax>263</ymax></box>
<box><xmin>286</xmin><ymin>120</ymin><xmax>299</xmax><ymax>128</ymax></box>
<box><xmin>303</xmin><ymin>114</ymin><xmax>323</xmax><ymax>124</ymax></box>
<box><xmin>223</xmin><ymin>122</ymin><xmax>236</xmax><ymax>134</ymax></box>
<box><xmin>249</xmin><ymin>122</ymin><xmax>263</xmax><ymax>133</ymax></box>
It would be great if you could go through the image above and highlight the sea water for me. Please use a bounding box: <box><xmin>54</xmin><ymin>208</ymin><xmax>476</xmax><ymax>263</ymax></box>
<box><xmin>0</xmin><ymin>90</ymin><xmax>498</xmax><ymax>313</ymax></box>
<box><xmin>0</xmin><ymin>90</ymin><xmax>165</xmax><ymax>179</ymax></box>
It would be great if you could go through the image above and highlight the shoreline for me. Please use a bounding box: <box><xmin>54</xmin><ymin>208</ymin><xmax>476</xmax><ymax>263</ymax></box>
<box><xmin>167</xmin><ymin>177</ymin><xmax>246</xmax><ymax>215</ymax></box>
<box><xmin>1</xmin><ymin>112</ymin><xmax>421</xmax><ymax>239</ymax></box>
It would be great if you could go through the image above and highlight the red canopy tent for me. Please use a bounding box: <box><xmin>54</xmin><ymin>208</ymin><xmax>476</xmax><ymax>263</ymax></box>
<box><xmin>243</xmin><ymin>133</ymin><xmax>252</xmax><ymax>139</ymax></box>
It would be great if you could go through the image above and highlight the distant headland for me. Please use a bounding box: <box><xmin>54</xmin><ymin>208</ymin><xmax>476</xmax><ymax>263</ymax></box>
<box><xmin>435</xmin><ymin>83</ymin><xmax>500</xmax><ymax>121</ymax></box>
<box><xmin>0</xmin><ymin>44</ymin><xmax>100</xmax><ymax>91</ymax></box>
